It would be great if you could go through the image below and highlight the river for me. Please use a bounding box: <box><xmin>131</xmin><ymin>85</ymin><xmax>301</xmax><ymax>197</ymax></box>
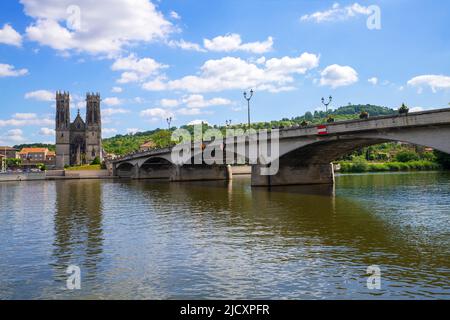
<box><xmin>0</xmin><ymin>172</ymin><xmax>449</xmax><ymax>299</ymax></box>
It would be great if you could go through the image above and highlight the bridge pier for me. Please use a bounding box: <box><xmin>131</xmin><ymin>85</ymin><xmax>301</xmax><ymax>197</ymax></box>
<box><xmin>251</xmin><ymin>163</ymin><xmax>335</xmax><ymax>187</ymax></box>
<box><xmin>170</xmin><ymin>164</ymin><xmax>233</xmax><ymax>182</ymax></box>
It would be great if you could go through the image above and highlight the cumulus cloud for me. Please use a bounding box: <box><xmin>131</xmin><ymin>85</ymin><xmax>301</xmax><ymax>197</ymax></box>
<box><xmin>0</xmin><ymin>63</ymin><xmax>28</xmax><ymax>77</ymax></box>
<box><xmin>301</xmin><ymin>2</ymin><xmax>372</xmax><ymax>23</ymax></box>
<box><xmin>112</xmin><ymin>53</ymin><xmax>167</xmax><ymax>83</ymax></box>
<box><xmin>140</xmin><ymin>108</ymin><xmax>174</xmax><ymax>120</ymax></box>
<box><xmin>5</xmin><ymin>129</ymin><xmax>26</xmax><ymax>143</ymax></box>
<box><xmin>407</xmin><ymin>75</ymin><xmax>450</xmax><ymax>93</ymax></box>
<box><xmin>204</xmin><ymin>34</ymin><xmax>273</xmax><ymax>54</ymax></box>
<box><xmin>167</xmin><ymin>39</ymin><xmax>206</xmax><ymax>52</ymax></box>
<box><xmin>0</xmin><ymin>24</ymin><xmax>22</xmax><ymax>46</ymax></box>
<box><xmin>170</xmin><ymin>11</ymin><xmax>181</xmax><ymax>20</ymax></box>
<box><xmin>39</xmin><ymin>127</ymin><xmax>55</xmax><ymax>136</ymax></box>
<box><xmin>160</xmin><ymin>95</ymin><xmax>232</xmax><ymax>108</ymax></box>
<box><xmin>25</xmin><ymin>90</ymin><xmax>54</xmax><ymax>101</ymax></box>
<box><xmin>143</xmin><ymin>52</ymin><xmax>319</xmax><ymax>93</ymax></box>
<box><xmin>102</xmin><ymin>108</ymin><xmax>130</xmax><ymax>116</ymax></box>
<box><xmin>22</xmin><ymin>0</ymin><xmax>173</xmax><ymax>55</ymax></box>
<box><xmin>103</xmin><ymin>128</ymin><xmax>118</xmax><ymax>136</ymax></box>
<box><xmin>320</xmin><ymin>64</ymin><xmax>359</xmax><ymax>88</ymax></box>
<box><xmin>126</xmin><ymin>128</ymin><xmax>141</xmax><ymax>134</ymax></box>
<box><xmin>368</xmin><ymin>77</ymin><xmax>378</xmax><ymax>85</ymax></box>
<box><xmin>111</xmin><ymin>86</ymin><xmax>123</xmax><ymax>93</ymax></box>
<box><xmin>103</xmin><ymin>97</ymin><xmax>122</xmax><ymax>106</ymax></box>
<box><xmin>0</xmin><ymin>113</ymin><xmax>53</xmax><ymax>127</ymax></box>
<box><xmin>188</xmin><ymin>119</ymin><xmax>208</xmax><ymax>125</ymax></box>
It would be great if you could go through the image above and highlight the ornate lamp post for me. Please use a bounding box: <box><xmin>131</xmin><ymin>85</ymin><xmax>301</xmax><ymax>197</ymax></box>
<box><xmin>243</xmin><ymin>89</ymin><xmax>254</xmax><ymax>128</ymax></box>
<box><xmin>321</xmin><ymin>96</ymin><xmax>333</xmax><ymax>114</ymax></box>
<box><xmin>225</xmin><ymin>120</ymin><xmax>232</xmax><ymax>127</ymax></box>
<box><xmin>166</xmin><ymin>117</ymin><xmax>172</xmax><ymax>130</ymax></box>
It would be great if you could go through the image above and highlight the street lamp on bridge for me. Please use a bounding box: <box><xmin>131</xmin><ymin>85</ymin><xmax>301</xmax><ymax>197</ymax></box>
<box><xmin>321</xmin><ymin>96</ymin><xmax>333</xmax><ymax>114</ymax></box>
<box><xmin>166</xmin><ymin>117</ymin><xmax>172</xmax><ymax>131</ymax></box>
<box><xmin>243</xmin><ymin>89</ymin><xmax>254</xmax><ymax>128</ymax></box>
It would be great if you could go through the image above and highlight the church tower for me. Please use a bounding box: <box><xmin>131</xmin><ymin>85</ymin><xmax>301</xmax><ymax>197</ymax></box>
<box><xmin>55</xmin><ymin>91</ymin><xmax>71</xmax><ymax>168</ymax></box>
<box><xmin>85</xmin><ymin>92</ymin><xmax>103</xmax><ymax>163</ymax></box>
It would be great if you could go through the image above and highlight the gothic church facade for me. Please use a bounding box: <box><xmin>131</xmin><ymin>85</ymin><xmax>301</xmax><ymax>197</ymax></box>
<box><xmin>55</xmin><ymin>92</ymin><xmax>103</xmax><ymax>168</ymax></box>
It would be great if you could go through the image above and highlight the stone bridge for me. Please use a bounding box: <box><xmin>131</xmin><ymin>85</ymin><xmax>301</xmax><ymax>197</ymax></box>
<box><xmin>112</xmin><ymin>108</ymin><xmax>450</xmax><ymax>186</ymax></box>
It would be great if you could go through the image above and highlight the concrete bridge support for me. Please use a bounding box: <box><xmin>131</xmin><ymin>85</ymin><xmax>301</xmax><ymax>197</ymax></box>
<box><xmin>251</xmin><ymin>163</ymin><xmax>335</xmax><ymax>187</ymax></box>
<box><xmin>170</xmin><ymin>164</ymin><xmax>233</xmax><ymax>182</ymax></box>
<box><xmin>139</xmin><ymin>164</ymin><xmax>173</xmax><ymax>180</ymax></box>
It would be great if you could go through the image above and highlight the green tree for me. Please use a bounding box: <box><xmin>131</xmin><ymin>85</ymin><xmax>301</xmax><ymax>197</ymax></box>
<box><xmin>395</xmin><ymin>151</ymin><xmax>419</xmax><ymax>162</ymax></box>
<box><xmin>434</xmin><ymin>151</ymin><xmax>450</xmax><ymax>169</ymax></box>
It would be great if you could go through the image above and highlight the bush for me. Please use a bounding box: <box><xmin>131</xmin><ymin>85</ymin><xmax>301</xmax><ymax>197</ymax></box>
<box><xmin>91</xmin><ymin>156</ymin><xmax>101</xmax><ymax>165</ymax></box>
<box><xmin>395</xmin><ymin>151</ymin><xmax>419</xmax><ymax>162</ymax></box>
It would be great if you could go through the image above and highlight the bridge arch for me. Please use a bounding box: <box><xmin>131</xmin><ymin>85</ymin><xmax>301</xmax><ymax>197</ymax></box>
<box><xmin>115</xmin><ymin>162</ymin><xmax>136</xmax><ymax>178</ymax></box>
<box><xmin>138</xmin><ymin>156</ymin><xmax>174</xmax><ymax>179</ymax></box>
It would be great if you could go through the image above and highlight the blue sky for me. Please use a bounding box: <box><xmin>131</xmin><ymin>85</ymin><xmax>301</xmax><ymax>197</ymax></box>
<box><xmin>0</xmin><ymin>0</ymin><xmax>449</xmax><ymax>145</ymax></box>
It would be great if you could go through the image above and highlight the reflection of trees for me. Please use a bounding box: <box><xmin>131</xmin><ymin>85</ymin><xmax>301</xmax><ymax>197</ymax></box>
<box><xmin>129</xmin><ymin>176</ymin><xmax>449</xmax><ymax>272</ymax></box>
<box><xmin>52</xmin><ymin>180</ymin><xmax>103</xmax><ymax>283</ymax></box>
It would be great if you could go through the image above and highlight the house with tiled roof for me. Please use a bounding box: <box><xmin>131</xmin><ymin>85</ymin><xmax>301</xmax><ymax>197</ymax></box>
<box><xmin>19</xmin><ymin>148</ymin><xmax>56</xmax><ymax>167</ymax></box>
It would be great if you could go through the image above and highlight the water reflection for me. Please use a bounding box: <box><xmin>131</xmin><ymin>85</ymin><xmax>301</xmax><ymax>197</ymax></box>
<box><xmin>0</xmin><ymin>172</ymin><xmax>448</xmax><ymax>299</ymax></box>
<box><xmin>52</xmin><ymin>180</ymin><xmax>104</xmax><ymax>292</ymax></box>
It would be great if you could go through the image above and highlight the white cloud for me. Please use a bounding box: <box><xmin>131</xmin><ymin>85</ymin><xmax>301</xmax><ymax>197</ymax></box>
<box><xmin>0</xmin><ymin>24</ymin><xmax>22</xmax><ymax>46</ymax></box>
<box><xmin>368</xmin><ymin>77</ymin><xmax>378</xmax><ymax>85</ymax></box>
<box><xmin>407</xmin><ymin>75</ymin><xmax>450</xmax><ymax>93</ymax></box>
<box><xmin>188</xmin><ymin>119</ymin><xmax>208</xmax><ymax>126</ymax></box>
<box><xmin>177</xmin><ymin>108</ymin><xmax>202</xmax><ymax>116</ymax></box>
<box><xmin>126</xmin><ymin>128</ymin><xmax>141</xmax><ymax>134</ymax></box>
<box><xmin>320</xmin><ymin>64</ymin><xmax>359</xmax><ymax>88</ymax></box>
<box><xmin>140</xmin><ymin>108</ymin><xmax>174</xmax><ymax>120</ymax></box>
<box><xmin>112</xmin><ymin>86</ymin><xmax>123</xmax><ymax>93</ymax></box>
<box><xmin>167</xmin><ymin>39</ymin><xmax>206</xmax><ymax>52</ymax></box>
<box><xmin>25</xmin><ymin>90</ymin><xmax>54</xmax><ymax>101</ymax></box>
<box><xmin>301</xmin><ymin>3</ymin><xmax>372</xmax><ymax>23</ymax></box>
<box><xmin>102</xmin><ymin>108</ymin><xmax>130</xmax><ymax>116</ymax></box>
<box><xmin>160</xmin><ymin>98</ymin><xmax>180</xmax><ymax>108</ymax></box>
<box><xmin>170</xmin><ymin>11</ymin><xmax>181</xmax><ymax>20</ymax></box>
<box><xmin>410</xmin><ymin>107</ymin><xmax>424</xmax><ymax>113</ymax></box>
<box><xmin>0</xmin><ymin>63</ymin><xmax>28</xmax><ymax>77</ymax></box>
<box><xmin>103</xmin><ymin>97</ymin><xmax>122</xmax><ymax>106</ymax></box>
<box><xmin>161</xmin><ymin>95</ymin><xmax>232</xmax><ymax>109</ymax></box>
<box><xmin>143</xmin><ymin>52</ymin><xmax>319</xmax><ymax>93</ymax></box>
<box><xmin>204</xmin><ymin>34</ymin><xmax>273</xmax><ymax>54</ymax></box>
<box><xmin>112</xmin><ymin>54</ymin><xmax>167</xmax><ymax>83</ymax></box>
<box><xmin>0</xmin><ymin>113</ymin><xmax>53</xmax><ymax>127</ymax></box>
<box><xmin>14</xmin><ymin>113</ymin><xmax>39</xmax><ymax>120</ymax></box>
<box><xmin>22</xmin><ymin>0</ymin><xmax>173</xmax><ymax>55</ymax></box>
<box><xmin>5</xmin><ymin>129</ymin><xmax>26</xmax><ymax>143</ymax></box>
<box><xmin>103</xmin><ymin>128</ymin><xmax>118</xmax><ymax>136</ymax></box>
<box><xmin>39</xmin><ymin>127</ymin><xmax>55</xmax><ymax>136</ymax></box>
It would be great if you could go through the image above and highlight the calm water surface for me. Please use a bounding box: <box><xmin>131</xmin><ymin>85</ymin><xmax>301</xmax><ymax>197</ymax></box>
<box><xmin>0</xmin><ymin>172</ymin><xmax>449</xmax><ymax>299</ymax></box>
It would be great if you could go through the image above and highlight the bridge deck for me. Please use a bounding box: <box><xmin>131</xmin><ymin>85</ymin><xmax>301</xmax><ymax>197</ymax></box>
<box><xmin>113</xmin><ymin>108</ymin><xmax>450</xmax><ymax>164</ymax></box>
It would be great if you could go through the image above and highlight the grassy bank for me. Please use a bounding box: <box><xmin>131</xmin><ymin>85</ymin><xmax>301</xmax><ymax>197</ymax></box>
<box><xmin>65</xmin><ymin>164</ymin><xmax>102</xmax><ymax>171</ymax></box>
<box><xmin>338</xmin><ymin>159</ymin><xmax>441</xmax><ymax>173</ymax></box>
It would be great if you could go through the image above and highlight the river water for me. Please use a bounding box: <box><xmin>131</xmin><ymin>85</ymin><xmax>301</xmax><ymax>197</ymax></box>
<box><xmin>0</xmin><ymin>172</ymin><xmax>449</xmax><ymax>299</ymax></box>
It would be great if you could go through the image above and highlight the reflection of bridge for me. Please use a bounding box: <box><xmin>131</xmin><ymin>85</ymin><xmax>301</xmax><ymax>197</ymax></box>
<box><xmin>112</xmin><ymin>108</ymin><xmax>450</xmax><ymax>186</ymax></box>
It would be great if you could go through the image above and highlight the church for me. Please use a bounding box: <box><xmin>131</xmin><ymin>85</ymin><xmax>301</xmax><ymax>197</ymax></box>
<box><xmin>55</xmin><ymin>91</ymin><xmax>103</xmax><ymax>168</ymax></box>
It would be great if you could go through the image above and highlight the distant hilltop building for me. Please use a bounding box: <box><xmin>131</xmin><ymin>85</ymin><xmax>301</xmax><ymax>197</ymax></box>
<box><xmin>55</xmin><ymin>91</ymin><xmax>103</xmax><ymax>168</ymax></box>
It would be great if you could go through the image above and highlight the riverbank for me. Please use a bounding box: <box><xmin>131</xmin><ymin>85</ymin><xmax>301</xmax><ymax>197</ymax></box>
<box><xmin>46</xmin><ymin>169</ymin><xmax>113</xmax><ymax>180</ymax></box>
<box><xmin>337</xmin><ymin>160</ymin><xmax>442</xmax><ymax>173</ymax></box>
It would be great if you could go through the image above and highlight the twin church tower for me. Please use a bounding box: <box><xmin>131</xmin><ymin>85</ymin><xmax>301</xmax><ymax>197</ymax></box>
<box><xmin>55</xmin><ymin>91</ymin><xmax>103</xmax><ymax>169</ymax></box>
